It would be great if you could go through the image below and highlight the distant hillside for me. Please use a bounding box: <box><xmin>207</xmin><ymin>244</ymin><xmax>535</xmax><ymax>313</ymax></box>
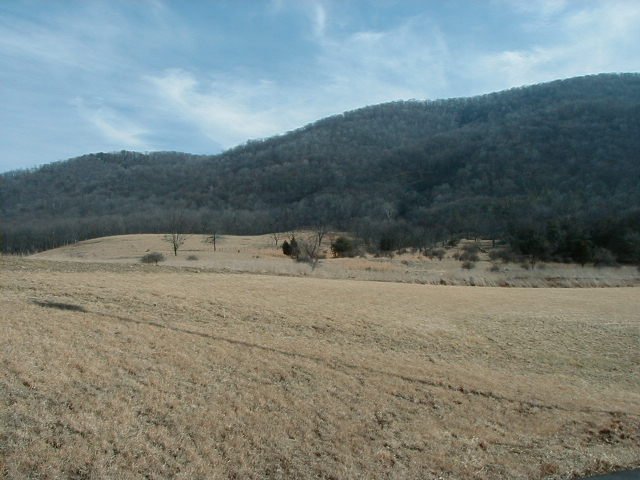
<box><xmin>2</xmin><ymin>73</ymin><xmax>640</xmax><ymax>262</ymax></box>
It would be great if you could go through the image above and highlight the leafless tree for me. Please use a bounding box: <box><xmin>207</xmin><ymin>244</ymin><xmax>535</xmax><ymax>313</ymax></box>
<box><xmin>271</xmin><ymin>231</ymin><xmax>281</xmax><ymax>247</ymax></box>
<box><xmin>298</xmin><ymin>224</ymin><xmax>329</xmax><ymax>271</ymax></box>
<box><xmin>311</xmin><ymin>224</ymin><xmax>328</xmax><ymax>250</ymax></box>
<box><xmin>163</xmin><ymin>211</ymin><xmax>190</xmax><ymax>256</ymax></box>
<box><xmin>204</xmin><ymin>231</ymin><xmax>217</xmax><ymax>252</ymax></box>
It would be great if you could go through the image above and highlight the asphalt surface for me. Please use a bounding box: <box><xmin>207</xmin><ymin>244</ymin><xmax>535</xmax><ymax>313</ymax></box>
<box><xmin>583</xmin><ymin>470</ymin><xmax>640</xmax><ymax>480</ymax></box>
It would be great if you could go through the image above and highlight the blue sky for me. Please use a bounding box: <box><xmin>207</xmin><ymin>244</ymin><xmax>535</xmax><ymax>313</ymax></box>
<box><xmin>1</xmin><ymin>0</ymin><xmax>639</xmax><ymax>172</ymax></box>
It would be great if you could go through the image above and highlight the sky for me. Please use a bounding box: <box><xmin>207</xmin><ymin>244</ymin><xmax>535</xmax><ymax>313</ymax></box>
<box><xmin>1</xmin><ymin>0</ymin><xmax>639</xmax><ymax>172</ymax></box>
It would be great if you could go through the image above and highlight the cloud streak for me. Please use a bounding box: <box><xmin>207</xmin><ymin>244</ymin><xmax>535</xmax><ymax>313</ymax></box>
<box><xmin>147</xmin><ymin>70</ymin><xmax>293</xmax><ymax>146</ymax></box>
<box><xmin>72</xmin><ymin>98</ymin><xmax>150</xmax><ymax>148</ymax></box>
<box><xmin>0</xmin><ymin>0</ymin><xmax>639</xmax><ymax>171</ymax></box>
<box><xmin>474</xmin><ymin>0</ymin><xmax>640</xmax><ymax>91</ymax></box>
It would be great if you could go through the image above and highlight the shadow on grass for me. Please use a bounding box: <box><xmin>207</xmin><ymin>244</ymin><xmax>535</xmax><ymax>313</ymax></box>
<box><xmin>32</xmin><ymin>300</ymin><xmax>87</xmax><ymax>313</ymax></box>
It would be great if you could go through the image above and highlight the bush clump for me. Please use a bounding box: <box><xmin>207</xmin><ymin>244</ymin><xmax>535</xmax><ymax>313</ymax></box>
<box><xmin>459</xmin><ymin>244</ymin><xmax>480</xmax><ymax>262</ymax></box>
<box><xmin>282</xmin><ymin>240</ymin><xmax>291</xmax><ymax>256</ymax></box>
<box><xmin>141</xmin><ymin>252</ymin><xmax>165</xmax><ymax>265</ymax></box>
<box><xmin>186</xmin><ymin>255</ymin><xmax>198</xmax><ymax>261</ymax></box>
<box><xmin>330</xmin><ymin>236</ymin><xmax>356</xmax><ymax>257</ymax></box>
<box><xmin>428</xmin><ymin>248</ymin><xmax>446</xmax><ymax>260</ymax></box>
<box><xmin>462</xmin><ymin>260</ymin><xmax>476</xmax><ymax>270</ymax></box>
<box><xmin>282</xmin><ymin>237</ymin><xmax>300</xmax><ymax>258</ymax></box>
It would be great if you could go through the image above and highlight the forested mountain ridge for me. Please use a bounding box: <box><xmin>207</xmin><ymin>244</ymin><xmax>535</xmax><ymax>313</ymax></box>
<box><xmin>2</xmin><ymin>73</ymin><xmax>640</xmax><ymax>263</ymax></box>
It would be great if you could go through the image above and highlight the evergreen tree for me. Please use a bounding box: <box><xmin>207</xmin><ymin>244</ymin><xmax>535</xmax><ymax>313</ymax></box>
<box><xmin>282</xmin><ymin>240</ymin><xmax>291</xmax><ymax>256</ymax></box>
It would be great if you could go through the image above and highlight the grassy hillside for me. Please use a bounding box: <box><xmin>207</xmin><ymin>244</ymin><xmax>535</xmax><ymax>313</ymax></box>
<box><xmin>30</xmin><ymin>233</ymin><xmax>640</xmax><ymax>287</ymax></box>
<box><xmin>1</xmin><ymin>255</ymin><xmax>639</xmax><ymax>478</ymax></box>
<box><xmin>2</xmin><ymin>73</ymin><xmax>640</xmax><ymax>260</ymax></box>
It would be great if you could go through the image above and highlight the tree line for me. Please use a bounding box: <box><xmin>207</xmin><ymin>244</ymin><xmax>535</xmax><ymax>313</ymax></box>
<box><xmin>1</xmin><ymin>73</ymin><xmax>639</xmax><ymax>264</ymax></box>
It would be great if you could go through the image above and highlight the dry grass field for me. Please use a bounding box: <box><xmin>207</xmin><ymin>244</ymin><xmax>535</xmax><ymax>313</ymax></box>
<box><xmin>29</xmin><ymin>233</ymin><xmax>640</xmax><ymax>287</ymax></box>
<box><xmin>1</xmin><ymin>241</ymin><xmax>639</xmax><ymax>479</ymax></box>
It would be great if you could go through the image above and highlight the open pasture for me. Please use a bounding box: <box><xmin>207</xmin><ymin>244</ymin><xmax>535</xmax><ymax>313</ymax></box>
<box><xmin>1</xmin><ymin>252</ymin><xmax>639</xmax><ymax>479</ymax></box>
<box><xmin>30</xmin><ymin>233</ymin><xmax>640</xmax><ymax>287</ymax></box>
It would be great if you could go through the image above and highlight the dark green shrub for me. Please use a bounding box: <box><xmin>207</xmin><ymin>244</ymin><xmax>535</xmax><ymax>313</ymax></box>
<box><xmin>282</xmin><ymin>240</ymin><xmax>292</xmax><ymax>256</ymax></box>
<box><xmin>289</xmin><ymin>237</ymin><xmax>299</xmax><ymax>258</ymax></box>
<box><xmin>331</xmin><ymin>236</ymin><xmax>355</xmax><ymax>257</ymax></box>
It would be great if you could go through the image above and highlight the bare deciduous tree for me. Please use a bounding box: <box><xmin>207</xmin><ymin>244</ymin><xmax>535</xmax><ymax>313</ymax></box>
<box><xmin>271</xmin><ymin>231</ymin><xmax>280</xmax><ymax>247</ymax></box>
<box><xmin>204</xmin><ymin>227</ymin><xmax>218</xmax><ymax>252</ymax></box>
<box><xmin>163</xmin><ymin>211</ymin><xmax>190</xmax><ymax>256</ymax></box>
<box><xmin>312</xmin><ymin>224</ymin><xmax>328</xmax><ymax>250</ymax></box>
<box><xmin>298</xmin><ymin>224</ymin><xmax>329</xmax><ymax>271</ymax></box>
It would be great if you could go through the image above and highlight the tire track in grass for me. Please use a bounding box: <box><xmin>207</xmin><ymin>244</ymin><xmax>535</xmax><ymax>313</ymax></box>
<box><xmin>42</xmin><ymin>301</ymin><xmax>637</xmax><ymax>419</ymax></box>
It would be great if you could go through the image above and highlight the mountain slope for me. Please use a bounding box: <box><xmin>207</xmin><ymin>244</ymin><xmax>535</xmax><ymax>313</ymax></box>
<box><xmin>2</xmin><ymin>73</ymin><xmax>640</xmax><ymax>261</ymax></box>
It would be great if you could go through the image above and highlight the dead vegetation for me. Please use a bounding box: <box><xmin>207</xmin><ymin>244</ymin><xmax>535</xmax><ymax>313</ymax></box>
<box><xmin>29</xmin><ymin>234</ymin><xmax>640</xmax><ymax>288</ymax></box>
<box><xmin>1</xmin><ymin>254</ymin><xmax>639</xmax><ymax>479</ymax></box>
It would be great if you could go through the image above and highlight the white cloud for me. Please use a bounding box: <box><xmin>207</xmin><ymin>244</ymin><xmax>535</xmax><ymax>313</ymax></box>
<box><xmin>473</xmin><ymin>0</ymin><xmax>640</xmax><ymax>91</ymax></box>
<box><xmin>0</xmin><ymin>0</ymin><xmax>199</xmax><ymax>161</ymax></box>
<box><xmin>147</xmin><ymin>69</ymin><xmax>299</xmax><ymax>147</ymax></box>
<box><xmin>312</xmin><ymin>2</ymin><xmax>327</xmax><ymax>37</ymax></box>
<box><xmin>72</xmin><ymin>98</ymin><xmax>150</xmax><ymax>148</ymax></box>
<box><xmin>141</xmin><ymin>11</ymin><xmax>458</xmax><ymax>150</ymax></box>
<box><xmin>312</xmin><ymin>15</ymin><xmax>452</xmax><ymax>107</ymax></box>
<box><xmin>0</xmin><ymin>17</ymin><xmax>102</xmax><ymax>70</ymax></box>
<box><xmin>2</xmin><ymin>0</ymin><xmax>640</xmax><ymax>171</ymax></box>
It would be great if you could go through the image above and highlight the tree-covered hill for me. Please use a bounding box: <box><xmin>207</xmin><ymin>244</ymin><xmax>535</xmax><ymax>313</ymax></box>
<box><xmin>2</xmin><ymin>73</ymin><xmax>640</xmax><ymax>262</ymax></box>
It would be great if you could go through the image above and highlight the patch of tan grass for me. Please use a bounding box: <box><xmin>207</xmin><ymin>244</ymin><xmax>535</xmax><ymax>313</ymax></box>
<box><xmin>30</xmin><ymin>234</ymin><xmax>640</xmax><ymax>287</ymax></box>
<box><xmin>1</xmin><ymin>255</ymin><xmax>639</xmax><ymax>479</ymax></box>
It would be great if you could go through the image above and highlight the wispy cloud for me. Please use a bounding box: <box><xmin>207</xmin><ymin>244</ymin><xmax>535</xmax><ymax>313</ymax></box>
<box><xmin>147</xmin><ymin>69</ymin><xmax>296</xmax><ymax>146</ymax></box>
<box><xmin>312</xmin><ymin>2</ymin><xmax>327</xmax><ymax>37</ymax></box>
<box><xmin>1</xmin><ymin>0</ymin><xmax>639</xmax><ymax>171</ymax></box>
<box><xmin>144</xmin><ymin>8</ymin><xmax>455</xmax><ymax>148</ymax></box>
<box><xmin>475</xmin><ymin>0</ymin><xmax>640</xmax><ymax>91</ymax></box>
<box><xmin>72</xmin><ymin>98</ymin><xmax>150</xmax><ymax>148</ymax></box>
<box><xmin>0</xmin><ymin>0</ymin><xmax>198</xmax><ymax>168</ymax></box>
<box><xmin>315</xmin><ymin>17</ymin><xmax>451</xmax><ymax>104</ymax></box>
<box><xmin>0</xmin><ymin>17</ymin><xmax>103</xmax><ymax>70</ymax></box>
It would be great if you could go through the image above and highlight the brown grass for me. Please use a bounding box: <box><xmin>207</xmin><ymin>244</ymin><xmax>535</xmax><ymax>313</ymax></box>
<box><xmin>1</xmin><ymin>254</ymin><xmax>639</xmax><ymax>479</ymax></box>
<box><xmin>30</xmin><ymin>234</ymin><xmax>640</xmax><ymax>287</ymax></box>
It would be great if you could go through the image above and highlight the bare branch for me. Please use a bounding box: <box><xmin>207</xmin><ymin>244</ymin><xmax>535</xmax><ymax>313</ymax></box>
<box><xmin>163</xmin><ymin>211</ymin><xmax>190</xmax><ymax>256</ymax></box>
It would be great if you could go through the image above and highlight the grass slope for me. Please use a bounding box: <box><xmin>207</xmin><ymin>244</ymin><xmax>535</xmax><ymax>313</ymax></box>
<box><xmin>1</xmin><ymin>255</ymin><xmax>639</xmax><ymax>479</ymax></box>
<box><xmin>30</xmin><ymin>233</ymin><xmax>640</xmax><ymax>287</ymax></box>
